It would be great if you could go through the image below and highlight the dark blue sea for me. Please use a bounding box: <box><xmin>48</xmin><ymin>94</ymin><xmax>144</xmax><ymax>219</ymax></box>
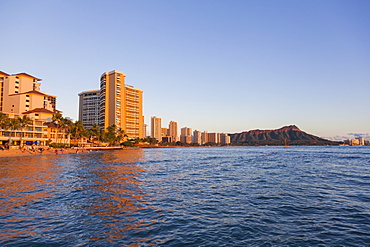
<box><xmin>1</xmin><ymin>146</ymin><xmax>370</xmax><ymax>246</ymax></box>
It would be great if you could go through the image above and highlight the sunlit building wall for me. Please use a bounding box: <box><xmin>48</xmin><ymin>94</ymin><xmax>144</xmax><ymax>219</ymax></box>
<box><xmin>169</xmin><ymin>121</ymin><xmax>179</xmax><ymax>142</ymax></box>
<box><xmin>180</xmin><ymin>127</ymin><xmax>192</xmax><ymax>144</ymax></box>
<box><xmin>99</xmin><ymin>70</ymin><xmax>144</xmax><ymax>138</ymax></box>
<box><xmin>151</xmin><ymin>116</ymin><xmax>162</xmax><ymax>142</ymax></box>
<box><xmin>192</xmin><ymin>130</ymin><xmax>201</xmax><ymax>144</ymax></box>
<box><xmin>201</xmin><ymin>131</ymin><xmax>208</xmax><ymax>144</ymax></box>
<box><xmin>208</xmin><ymin>133</ymin><xmax>219</xmax><ymax>143</ymax></box>
<box><xmin>162</xmin><ymin>128</ymin><xmax>168</xmax><ymax>137</ymax></box>
<box><xmin>220</xmin><ymin>133</ymin><xmax>230</xmax><ymax>144</ymax></box>
<box><xmin>0</xmin><ymin>71</ymin><xmax>56</xmax><ymax>115</ymax></box>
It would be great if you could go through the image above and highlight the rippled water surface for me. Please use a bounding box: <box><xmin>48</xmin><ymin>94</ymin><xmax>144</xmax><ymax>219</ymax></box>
<box><xmin>1</xmin><ymin>146</ymin><xmax>370</xmax><ymax>246</ymax></box>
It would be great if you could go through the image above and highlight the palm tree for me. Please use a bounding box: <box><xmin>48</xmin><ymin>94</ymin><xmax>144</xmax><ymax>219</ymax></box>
<box><xmin>0</xmin><ymin>112</ymin><xmax>8</xmax><ymax>128</ymax></box>
<box><xmin>104</xmin><ymin>125</ymin><xmax>127</xmax><ymax>146</ymax></box>
<box><xmin>104</xmin><ymin>125</ymin><xmax>117</xmax><ymax>146</ymax></box>
<box><xmin>116</xmin><ymin>127</ymin><xmax>128</xmax><ymax>145</ymax></box>
<box><xmin>51</xmin><ymin>113</ymin><xmax>63</xmax><ymax>144</ymax></box>
<box><xmin>60</xmin><ymin>117</ymin><xmax>73</xmax><ymax>145</ymax></box>
<box><xmin>18</xmin><ymin>115</ymin><xmax>33</xmax><ymax>147</ymax></box>
<box><xmin>8</xmin><ymin>118</ymin><xmax>20</xmax><ymax>146</ymax></box>
<box><xmin>69</xmin><ymin>121</ymin><xmax>87</xmax><ymax>146</ymax></box>
<box><xmin>0</xmin><ymin>113</ymin><xmax>10</xmax><ymax>148</ymax></box>
<box><xmin>88</xmin><ymin>123</ymin><xmax>103</xmax><ymax>144</ymax></box>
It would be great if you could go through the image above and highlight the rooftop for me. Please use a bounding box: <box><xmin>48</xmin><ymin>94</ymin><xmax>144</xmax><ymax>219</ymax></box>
<box><xmin>22</xmin><ymin>108</ymin><xmax>55</xmax><ymax>114</ymax></box>
<box><xmin>12</xmin><ymin>72</ymin><xmax>42</xmax><ymax>81</ymax></box>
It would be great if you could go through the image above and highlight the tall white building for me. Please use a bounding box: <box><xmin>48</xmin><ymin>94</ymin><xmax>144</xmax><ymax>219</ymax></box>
<box><xmin>78</xmin><ymin>89</ymin><xmax>100</xmax><ymax>129</ymax></box>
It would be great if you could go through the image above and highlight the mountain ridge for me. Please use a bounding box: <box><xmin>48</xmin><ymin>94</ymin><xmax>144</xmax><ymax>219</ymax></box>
<box><xmin>230</xmin><ymin>125</ymin><xmax>339</xmax><ymax>146</ymax></box>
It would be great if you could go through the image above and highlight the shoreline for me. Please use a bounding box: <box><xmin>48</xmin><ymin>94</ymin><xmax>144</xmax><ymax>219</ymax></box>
<box><xmin>0</xmin><ymin>145</ymin><xmax>364</xmax><ymax>159</ymax></box>
<box><xmin>0</xmin><ymin>146</ymin><xmax>146</xmax><ymax>159</ymax></box>
<box><xmin>0</xmin><ymin>148</ymin><xmax>81</xmax><ymax>159</ymax></box>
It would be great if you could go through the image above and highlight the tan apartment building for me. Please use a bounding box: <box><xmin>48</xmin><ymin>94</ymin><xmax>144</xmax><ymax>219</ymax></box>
<box><xmin>98</xmin><ymin>70</ymin><xmax>144</xmax><ymax>138</ymax></box>
<box><xmin>192</xmin><ymin>130</ymin><xmax>202</xmax><ymax>144</ymax></box>
<box><xmin>220</xmin><ymin>133</ymin><xmax>231</xmax><ymax>144</ymax></box>
<box><xmin>180</xmin><ymin>127</ymin><xmax>192</xmax><ymax>144</ymax></box>
<box><xmin>201</xmin><ymin>131</ymin><xmax>209</xmax><ymax>144</ymax></box>
<box><xmin>208</xmin><ymin>133</ymin><xmax>220</xmax><ymax>144</ymax></box>
<box><xmin>162</xmin><ymin>128</ymin><xmax>168</xmax><ymax>137</ymax></box>
<box><xmin>0</xmin><ymin>71</ymin><xmax>56</xmax><ymax>115</ymax></box>
<box><xmin>349</xmin><ymin>137</ymin><xmax>365</xmax><ymax>146</ymax></box>
<box><xmin>0</xmin><ymin>71</ymin><xmax>68</xmax><ymax>146</ymax></box>
<box><xmin>151</xmin><ymin>116</ymin><xmax>162</xmax><ymax>142</ymax></box>
<box><xmin>169</xmin><ymin>121</ymin><xmax>179</xmax><ymax>142</ymax></box>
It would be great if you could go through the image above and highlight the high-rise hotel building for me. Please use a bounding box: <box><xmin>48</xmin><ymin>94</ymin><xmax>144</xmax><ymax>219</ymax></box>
<box><xmin>168</xmin><ymin>121</ymin><xmax>179</xmax><ymax>142</ymax></box>
<box><xmin>79</xmin><ymin>70</ymin><xmax>144</xmax><ymax>139</ymax></box>
<box><xmin>151</xmin><ymin>116</ymin><xmax>162</xmax><ymax>142</ymax></box>
<box><xmin>78</xmin><ymin>89</ymin><xmax>100</xmax><ymax>129</ymax></box>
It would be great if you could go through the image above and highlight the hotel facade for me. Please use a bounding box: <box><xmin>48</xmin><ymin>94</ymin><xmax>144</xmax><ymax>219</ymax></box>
<box><xmin>79</xmin><ymin>70</ymin><xmax>144</xmax><ymax>139</ymax></box>
<box><xmin>0</xmin><ymin>71</ymin><xmax>68</xmax><ymax>146</ymax></box>
<box><xmin>151</xmin><ymin>116</ymin><xmax>162</xmax><ymax>142</ymax></box>
<box><xmin>78</xmin><ymin>89</ymin><xmax>100</xmax><ymax>129</ymax></box>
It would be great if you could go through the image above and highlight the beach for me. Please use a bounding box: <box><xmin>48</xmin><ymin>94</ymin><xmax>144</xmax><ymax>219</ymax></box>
<box><xmin>0</xmin><ymin>147</ymin><xmax>85</xmax><ymax>158</ymax></box>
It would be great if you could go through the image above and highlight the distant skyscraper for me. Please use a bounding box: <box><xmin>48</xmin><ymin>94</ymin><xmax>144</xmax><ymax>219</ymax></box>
<box><xmin>201</xmin><ymin>131</ymin><xmax>208</xmax><ymax>144</ymax></box>
<box><xmin>162</xmin><ymin>128</ymin><xmax>168</xmax><ymax>137</ymax></box>
<box><xmin>169</xmin><ymin>121</ymin><xmax>179</xmax><ymax>142</ymax></box>
<box><xmin>220</xmin><ymin>133</ymin><xmax>230</xmax><ymax>144</ymax></box>
<box><xmin>180</xmin><ymin>127</ymin><xmax>192</xmax><ymax>144</ymax></box>
<box><xmin>208</xmin><ymin>133</ymin><xmax>219</xmax><ymax>143</ymax></box>
<box><xmin>78</xmin><ymin>89</ymin><xmax>100</xmax><ymax>129</ymax></box>
<box><xmin>192</xmin><ymin>130</ymin><xmax>201</xmax><ymax>144</ymax></box>
<box><xmin>151</xmin><ymin>116</ymin><xmax>162</xmax><ymax>142</ymax></box>
<box><xmin>143</xmin><ymin>124</ymin><xmax>148</xmax><ymax>138</ymax></box>
<box><xmin>99</xmin><ymin>70</ymin><xmax>144</xmax><ymax>138</ymax></box>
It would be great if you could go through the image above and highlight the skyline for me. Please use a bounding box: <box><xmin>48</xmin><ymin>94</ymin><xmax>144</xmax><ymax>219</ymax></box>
<box><xmin>1</xmin><ymin>0</ymin><xmax>369</xmax><ymax>140</ymax></box>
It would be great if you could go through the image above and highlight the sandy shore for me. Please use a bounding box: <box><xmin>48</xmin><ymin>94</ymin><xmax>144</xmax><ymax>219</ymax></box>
<box><xmin>0</xmin><ymin>148</ymin><xmax>87</xmax><ymax>158</ymax></box>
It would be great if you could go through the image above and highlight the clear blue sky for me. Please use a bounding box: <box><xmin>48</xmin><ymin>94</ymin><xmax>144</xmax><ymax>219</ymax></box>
<box><xmin>1</xmin><ymin>0</ymin><xmax>369</xmax><ymax>140</ymax></box>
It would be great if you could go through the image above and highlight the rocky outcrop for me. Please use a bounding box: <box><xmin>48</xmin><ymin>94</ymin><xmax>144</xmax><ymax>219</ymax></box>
<box><xmin>230</xmin><ymin>125</ymin><xmax>338</xmax><ymax>145</ymax></box>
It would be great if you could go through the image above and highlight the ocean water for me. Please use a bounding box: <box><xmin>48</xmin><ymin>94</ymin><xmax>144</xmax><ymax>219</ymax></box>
<box><xmin>0</xmin><ymin>146</ymin><xmax>369</xmax><ymax>246</ymax></box>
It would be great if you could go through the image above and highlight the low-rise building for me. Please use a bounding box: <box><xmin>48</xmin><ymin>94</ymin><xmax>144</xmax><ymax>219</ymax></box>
<box><xmin>0</xmin><ymin>70</ymin><xmax>68</xmax><ymax>147</ymax></box>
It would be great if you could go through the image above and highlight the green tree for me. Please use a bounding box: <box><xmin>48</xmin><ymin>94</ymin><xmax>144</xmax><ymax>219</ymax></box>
<box><xmin>88</xmin><ymin>123</ymin><xmax>104</xmax><ymax>143</ymax></box>
<box><xmin>116</xmin><ymin>127</ymin><xmax>127</xmax><ymax>144</ymax></box>
<box><xmin>147</xmin><ymin>137</ymin><xmax>158</xmax><ymax>145</ymax></box>
<box><xmin>18</xmin><ymin>115</ymin><xmax>33</xmax><ymax>147</ymax></box>
<box><xmin>51</xmin><ymin>113</ymin><xmax>63</xmax><ymax>144</ymax></box>
<box><xmin>0</xmin><ymin>112</ymin><xmax>9</xmax><ymax>129</ymax></box>
<box><xmin>69</xmin><ymin>121</ymin><xmax>87</xmax><ymax>146</ymax></box>
<box><xmin>104</xmin><ymin>125</ymin><xmax>127</xmax><ymax>146</ymax></box>
<box><xmin>0</xmin><ymin>113</ymin><xmax>10</xmax><ymax>147</ymax></box>
<box><xmin>8</xmin><ymin>118</ymin><xmax>20</xmax><ymax>146</ymax></box>
<box><xmin>60</xmin><ymin>117</ymin><xmax>73</xmax><ymax>145</ymax></box>
<box><xmin>104</xmin><ymin>125</ymin><xmax>117</xmax><ymax>146</ymax></box>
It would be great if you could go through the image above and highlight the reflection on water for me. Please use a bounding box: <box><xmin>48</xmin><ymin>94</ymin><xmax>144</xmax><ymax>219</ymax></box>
<box><xmin>0</xmin><ymin>155</ymin><xmax>62</xmax><ymax>240</ymax></box>
<box><xmin>0</xmin><ymin>149</ymin><xmax>152</xmax><ymax>245</ymax></box>
<box><xmin>1</xmin><ymin>147</ymin><xmax>370</xmax><ymax>246</ymax></box>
